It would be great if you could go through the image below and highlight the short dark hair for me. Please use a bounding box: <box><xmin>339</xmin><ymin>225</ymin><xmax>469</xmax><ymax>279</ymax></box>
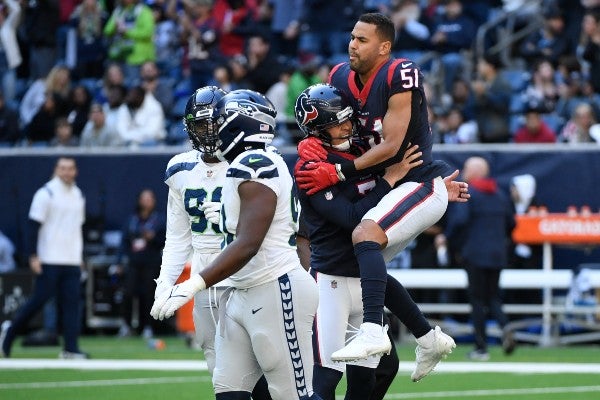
<box><xmin>358</xmin><ymin>13</ymin><xmax>395</xmax><ymax>44</ymax></box>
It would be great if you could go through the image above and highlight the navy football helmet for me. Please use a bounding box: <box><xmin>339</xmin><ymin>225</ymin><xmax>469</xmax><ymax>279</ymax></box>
<box><xmin>213</xmin><ymin>89</ymin><xmax>277</xmax><ymax>161</ymax></box>
<box><xmin>294</xmin><ymin>83</ymin><xmax>356</xmax><ymax>144</ymax></box>
<box><xmin>183</xmin><ymin>86</ymin><xmax>228</xmax><ymax>153</ymax></box>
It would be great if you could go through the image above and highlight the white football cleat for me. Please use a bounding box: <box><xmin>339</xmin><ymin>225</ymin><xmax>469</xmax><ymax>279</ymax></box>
<box><xmin>411</xmin><ymin>326</ymin><xmax>456</xmax><ymax>382</ymax></box>
<box><xmin>331</xmin><ymin>322</ymin><xmax>392</xmax><ymax>362</ymax></box>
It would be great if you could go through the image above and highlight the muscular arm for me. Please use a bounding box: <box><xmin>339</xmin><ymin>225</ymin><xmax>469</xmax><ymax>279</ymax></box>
<box><xmin>346</xmin><ymin>91</ymin><xmax>412</xmax><ymax>173</ymax></box>
<box><xmin>199</xmin><ymin>181</ymin><xmax>276</xmax><ymax>287</ymax></box>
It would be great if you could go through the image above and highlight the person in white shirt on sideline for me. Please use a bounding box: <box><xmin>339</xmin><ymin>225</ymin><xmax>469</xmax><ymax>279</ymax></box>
<box><xmin>1</xmin><ymin>157</ymin><xmax>88</xmax><ymax>359</ymax></box>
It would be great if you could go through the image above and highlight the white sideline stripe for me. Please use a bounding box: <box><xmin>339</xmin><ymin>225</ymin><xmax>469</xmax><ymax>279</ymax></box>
<box><xmin>0</xmin><ymin>359</ymin><xmax>208</xmax><ymax>370</ymax></box>
<box><xmin>1</xmin><ymin>359</ymin><xmax>600</xmax><ymax>373</ymax></box>
<box><xmin>381</xmin><ymin>385</ymin><xmax>600</xmax><ymax>399</ymax></box>
<box><xmin>0</xmin><ymin>376</ymin><xmax>210</xmax><ymax>390</ymax></box>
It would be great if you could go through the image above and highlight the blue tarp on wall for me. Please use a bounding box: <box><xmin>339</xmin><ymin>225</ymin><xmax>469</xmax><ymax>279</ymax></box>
<box><xmin>1</xmin><ymin>145</ymin><xmax>599</xmax><ymax>268</ymax></box>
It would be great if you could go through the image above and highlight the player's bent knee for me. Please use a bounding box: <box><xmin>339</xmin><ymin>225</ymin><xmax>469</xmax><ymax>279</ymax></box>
<box><xmin>253</xmin><ymin>332</ymin><xmax>280</xmax><ymax>372</ymax></box>
<box><xmin>352</xmin><ymin>220</ymin><xmax>387</xmax><ymax>246</ymax></box>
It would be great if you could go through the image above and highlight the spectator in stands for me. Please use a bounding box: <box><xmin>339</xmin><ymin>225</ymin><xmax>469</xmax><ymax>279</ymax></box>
<box><xmin>103</xmin><ymin>84</ymin><xmax>127</xmax><ymax>132</ymax></box>
<box><xmin>580</xmin><ymin>9</ymin><xmax>600</xmax><ymax>94</ymax></box>
<box><xmin>244</xmin><ymin>32</ymin><xmax>285</xmax><ymax>94</ymax></box>
<box><xmin>268</xmin><ymin>0</ymin><xmax>302</xmax><ymax>58</ymax></box>
<box><xmin>472</xmin><ymin>53</ymin><xmax>511</xmax><ymax>143</ymax></box>
<box><xmin>50</xmin><ymin>117</ymin><xmax>79</xmax><ymax>147</ymax></box>
<box><xmin>445</xmin><ymin>156</ymin><xmax>516</xmax><ymax>361</ymax></box>
<box><xmin>450</xmin><ymin>78</ymin><xmax>476</xmax><ymax>121</ymax></box>
<box><xmin>1</xmin><ymin>157</ymin><xmax>88</xmax><ymax>359</ymax></box>
<box><xmin>518</xmin><ymin>6</ymin><xmax>571</xmax><ymax>67</ymax></box>
<box><xmin>0</xmin><ymin>90</ymin><xmax>19</xmax><ymax>146</ymax></box>
<box><xmin>80</xmin><ymin>102</ymin><xmax>122</xmax><ymax>147</ymax></box>
<box><xmin>524</xmin><ymin>58</ymin><xmax>559</xmax><ymax>113</ymax></box>
<box><xmin>297</xmin><ymin>0</ymin><xmax>361</xmax><ymax>63</ymax></box>
<box><xmin>116</xmin><ymin>188</ymin><xmax>165</xmax><ymax>339</ymax></box>
<box><xmin>0</xmin><ymin>229</ymin><xmax>15</xmax><ymax>273</ymax></box>
<box><xmin>285</xmin><ymin>53</ymin><xmax>323</xmax><ymax>121</ymax></box>
<box><xmin>20</xmin><ymin>65</ymin><xmax>72</xmax><ymax>128</ymax></box>
<box><xmin>180</xmin><ymin>0</ymin><xmax>222</xmax><ymax>91</ymax></box>
<box><xmin>96</xmin><ymin>62</ymin><xmax>125</xmax><ymax>104</ymax></box>
<box><xmin>69</xmin><ymin>0</ymin><xmax>109</xmax><ymax>80</ymax></box>
<box><xmin>429</xmin><ymin>0</ymin><xmax>476</xmax><ymax>93</ymax></box>
<box><xmin>212</xmin><ymin>0</ymin><xmax>258</xmax><ymax>58</ymax></box>
<box><xmin>390</xmin><ymin>0</ymin><xmax>432</xmax><ymax>65</ymax></box>
<box><xmin>438</xmin><ymin>107</ymin><xmax>478</xmax><ymax>144</ymax></box>
<box><xmin>24</xmin><ymin>93</ymin><xmax>61</xmax><ymax>146</ymax></box>
<box><xmin>208</xmin><ymin>63</ymin><xmax>239</xmax><ymax>92</ymax></box>
<box><xmin>554</xmin><ymin>55</ymin><xmax>598</xmax><ymax>120</ymax></box>
<box><xmin>139</xmin><ymin>61</ymin><xmax>173</xmax><ymax>115</ymax></box>
<box><xmin>66</xmin><ymin>85</ymin><xmax>93</xmax><ymax>138</ymax></box>
<box><xmin>149</xmin><ymin>2</ymin><xmax>181</xmax><ymax>81</ymax></box>
<box><xmin>227</xmin><ymin>53</ymin><xmax>251</xmax><ymax>88</ymax></box>
<box><xmin>266</xmin><ymin>64</ymin><xmax>295</xmax><ymax>146</ymax></box>
<box><xmin>23</xmin><ymin>0</ymin><xmax>60</xmax><ymax>79</ymax></box>
<box><xmin>0</xmin><ymin>0</ymin><xmax>22</xmax><ymax>106</ymax></box>
<box><xmin>513</xmin><ymin>109</ymin><xmax>557</xmax><ymax>144</ymax></box>
<box><xmin>559</xmin><ymin>102</ymin><xmax>600</xmax><ymax>143</ymax></box>
<box><xmin>103</xmin><ymin>0</ymin><xmax>156</xmax><ymax>84</ymax></box>
<box><xmin>114</xmin><ymin>85</ymin><xmax>166</xmax><ymax>146</ymax></box>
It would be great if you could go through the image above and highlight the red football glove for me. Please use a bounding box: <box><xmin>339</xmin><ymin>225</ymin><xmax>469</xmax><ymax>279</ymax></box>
<box><xmin>295</xmin><ymin>162</ymin><xmax>339</xmax><ymax>195</ymax></box>
<box><xmin>297</xmin><ymin>136</ymin><xmax>327</xmax><ymax>162</ymax></box>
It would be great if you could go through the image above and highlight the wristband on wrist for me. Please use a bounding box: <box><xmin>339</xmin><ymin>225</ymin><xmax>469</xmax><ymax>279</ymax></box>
<box><xmin>190</xmin><ymin>273</ymin><xmax>207</xmax><ymax>292</ymax></box>
<box><xmin>339</xmin><ymin>161</ymin><xmax>357</xmax><ymax>179</ymax></box>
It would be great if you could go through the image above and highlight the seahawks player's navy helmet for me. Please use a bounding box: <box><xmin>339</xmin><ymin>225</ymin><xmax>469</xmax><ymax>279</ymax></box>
<box><xmin>294</xmin><ymin>83</ymin><xmax>356</xmax><ymax>144</ymax></box>
<box><xmin>213</xmin><ymin>89</ymin><xmax>277</xmax><ymax>162</ymax></box>
<box><xmin>183</xmin><ymin>86</ymin><xmax>228</xmax><ymax>153</ymax></box>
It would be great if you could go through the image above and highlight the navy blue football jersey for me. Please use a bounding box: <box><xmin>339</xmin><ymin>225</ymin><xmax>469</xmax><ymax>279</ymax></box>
<box><xmin>297</xmin><ymin>148</ymin><xmax>392</xmax><ymax>277</ymax></box>
<box><xmin>328</xmin><ymin>58</ymin><xmax>453</xmax><ymax>183</ymax></box>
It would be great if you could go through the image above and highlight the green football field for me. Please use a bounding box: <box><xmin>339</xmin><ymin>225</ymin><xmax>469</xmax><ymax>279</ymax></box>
<box><xmin>1</xmin><ymin>336</ymin><xmax>600</xmax><ymax>399</ymax></box>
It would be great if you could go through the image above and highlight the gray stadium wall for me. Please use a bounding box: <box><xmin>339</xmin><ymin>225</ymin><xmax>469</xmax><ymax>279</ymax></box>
<box><xmin>1</xmin><ymin>144</ymin><xmax>599</xmax><ymax>269</ymax></box>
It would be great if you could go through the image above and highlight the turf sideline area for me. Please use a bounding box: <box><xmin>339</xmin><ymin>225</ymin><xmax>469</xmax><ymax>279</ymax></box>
<box><xmin>1</xmin><ymin>359</ymin><xmax>600</xmax><ymax>373</ymax></box>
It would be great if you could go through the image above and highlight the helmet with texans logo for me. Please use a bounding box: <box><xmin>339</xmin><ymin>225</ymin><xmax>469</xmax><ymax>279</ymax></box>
<box><xmin>213</xmin><ymin>89</ymin><xmax>277</xmax><ymax>161</ymax></box>
<box><xmin>294</xmin><ymin>83</ymin><xmax>356</xmax><ymax>143</ymax></box>
<box><xmin>183</xmin><ymin>86</ymin><xmax>228</xmax><ymax>154</ymax></box>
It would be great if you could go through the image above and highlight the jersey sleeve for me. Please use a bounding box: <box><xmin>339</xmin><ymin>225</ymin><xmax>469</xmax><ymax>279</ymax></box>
<box><xmin>226</xmin><ymin>152</ymin><xmax>281</xmax><ymax>197</ymax></box>
<box><xmin>159</xmin><ymin>187</ymin><xmax>193</xmax><ymax>285</ymax></box>
<box><xmin>28</xmin><ymin>187</ymin><xmax>50</xmax><ymax>223</ymax></box>
<box><xmin>389</xmin><ymin>59</ymin><xmax>424</xmax><ymax>97</ymax></box>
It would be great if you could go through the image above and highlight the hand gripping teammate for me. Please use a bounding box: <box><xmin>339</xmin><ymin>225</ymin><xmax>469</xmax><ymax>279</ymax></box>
<box><xmin>152</xmin><ymin>89</ymin><xmax>322</xmax><ymax>400</ymax></box>
<box><xmin>152</xmin><ymin>86</ymin><xmax>271</xmax><ymax>399</ymax></box>
<box><xmin>294</xmin><ymin>84</ymin><xmax>468</xmax><ymax>396</ymax></box>
<box><xmin>295</xmin><ymin>13</ymin><xmax>467</xmax><ymax>379</ymax></box>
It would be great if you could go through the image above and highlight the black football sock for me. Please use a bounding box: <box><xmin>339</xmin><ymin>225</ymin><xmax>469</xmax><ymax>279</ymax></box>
<box><xmin>355</xmin><ymin>241</ymin><xmax>387</xmax><ymax>325</ymax></box>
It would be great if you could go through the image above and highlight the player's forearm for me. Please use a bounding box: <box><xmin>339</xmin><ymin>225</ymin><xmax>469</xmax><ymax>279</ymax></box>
<box><xmin>338</xmin><ymin>137</ymin><xmax>401</xmax><ymax>179</ymax></box>
<box><xmin>199</xmin><ymin>238</ymin><xmax>259</xmax><ymax>287</ymax></box>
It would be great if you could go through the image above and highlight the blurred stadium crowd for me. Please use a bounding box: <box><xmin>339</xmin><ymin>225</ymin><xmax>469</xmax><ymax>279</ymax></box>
<box><xmin>0</xmin><ymin>0</ymin><xmax>600</xmax><ymax>148</ymax></box>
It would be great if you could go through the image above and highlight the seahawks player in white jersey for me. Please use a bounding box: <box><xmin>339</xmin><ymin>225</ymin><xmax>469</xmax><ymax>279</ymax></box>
<box><xmin>154</xmin><ymin>87</ymin><xmax>271</xmax><ymax>400</ymax></box>
<box><xmin>151</xmin><ymin>89</ymin><xmax>322</xmax><ymax>400</ymax></box>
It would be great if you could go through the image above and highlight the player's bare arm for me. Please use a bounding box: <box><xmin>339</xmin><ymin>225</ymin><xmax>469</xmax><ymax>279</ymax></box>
<box><xmin>151</xmin><ymin>181</ymin><xmax>276</xmax><ymax>320</ymax></box>
<box><xmin>200</xmin><ymin>181</ymin><xmax>276</xmax><ymax>286</ymax></box>
<box><xmin>353</xmin><ymin>91</ymin><xmax>411</xmax><ymax>171</ymax></box>
<box><xmin>382</xmin><ymin>143</ymin><xmax>421</xmax><ymax>186</ymax></box>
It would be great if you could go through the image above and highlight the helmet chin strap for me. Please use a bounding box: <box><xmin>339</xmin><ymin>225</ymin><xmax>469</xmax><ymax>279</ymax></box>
<box><xmin>331</xmin><ymin>141</ymin><xmax>351</xmax><ymax>151</ymax></box>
